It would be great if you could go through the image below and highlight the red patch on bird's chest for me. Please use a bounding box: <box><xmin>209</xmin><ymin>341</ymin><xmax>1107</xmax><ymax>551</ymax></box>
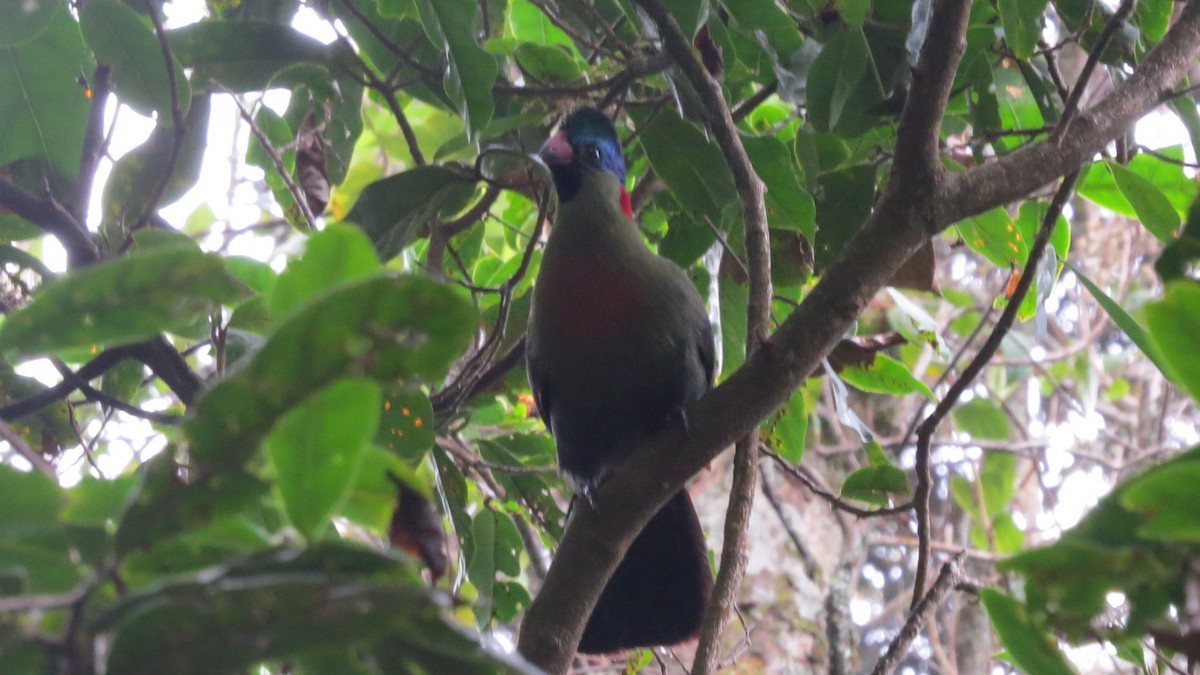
<box><xmin>539</xmin><ymin>257</ymin><xmax>644</xmax><ymax>340</ymax></box>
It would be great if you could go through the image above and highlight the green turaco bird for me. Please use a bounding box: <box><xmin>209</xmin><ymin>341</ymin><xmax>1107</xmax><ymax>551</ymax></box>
<box><xmin>527</xmin><ymin>107</ymin><xmax>715</xmax><ymax>653</ymax></box>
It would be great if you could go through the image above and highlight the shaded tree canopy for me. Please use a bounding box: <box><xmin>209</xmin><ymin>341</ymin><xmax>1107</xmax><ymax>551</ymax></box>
<box><xmin>2</xmin><ymin>0</ymin><xmax>1200</xmax><ymax>673</ymax></box>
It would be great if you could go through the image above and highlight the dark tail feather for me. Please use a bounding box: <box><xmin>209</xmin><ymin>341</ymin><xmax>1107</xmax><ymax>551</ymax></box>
<box><xmin>577</xmin><ymin>489</ymin><xmax>713</xmax><ymax>654</ymax></box>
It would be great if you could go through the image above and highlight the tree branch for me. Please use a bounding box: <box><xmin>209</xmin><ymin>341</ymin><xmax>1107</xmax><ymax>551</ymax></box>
<box><xmin>0</xmin><ymin>177</ymin><xmax>99</xmax><ymax>267</ymax></box>
<box><xmin>911</xmin><ymin>171</ymin><xmax>1078</xmax><ymax>609</ymax></box>
<box><xmin>515</xmin><ymin>0</ymin><xmax>1200</xmax><ymax>670</ymax></box>
<box><xmin>870</xmin><ymin>556</ymin><xmax>964</xmax><ymax>675</ymax></box>
<box><xmin>938</xmin><ymin>0</ymin><xmax>1200</xmax><ymax>225</ymax></box>
<box><xmin>625</xmin><ymin>2</ymin><xmax>772</xmax><ymax>670</ymax></box>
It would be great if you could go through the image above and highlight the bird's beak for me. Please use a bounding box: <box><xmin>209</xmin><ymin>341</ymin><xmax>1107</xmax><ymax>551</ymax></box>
<box><xmin>539</xmin><ymin>128</ymin><xmax>574</xmax><ymax>167</ymax></box>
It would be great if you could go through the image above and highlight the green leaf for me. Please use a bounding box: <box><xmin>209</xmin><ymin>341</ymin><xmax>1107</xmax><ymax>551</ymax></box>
<box><xmin>998</xmin><ymin>0</ymin><xmax>1047</xmax><ymax>58</ymax></box>
<box><xmin>841</xmin><ymin>353</ymin><xmax>935</xmax><ymax>401</ymax></box>
<box><xmin>268</xmin><ymin>379</ymin><xmax>380</xmax><ymax>540</ymax></box>
<box><xmin>101</xmin><ymin>550</ymin><xmax>521</xmax><ymax>675</ymax></box>
<box><xmin>840</xmin><ymin>465</ymin><xmax>909</xmax><ymax>506</ymax></box>
<box><xmin>0</xmin><ymin>3</ymin><xmax>91</xmax><ymax>175</ymax></box>
<box><xmin>270</xmin><ymin>224</ymin><xmax>382</xmax><ymax>318</ymax></box>
<box><xmin>981</xmin><ymin>590</ymin><xmax>1077</xmax><ymax>675</ymax></box>
<box><xmin>80</xmin><ymin>0</ymin><xmax>191</xmax><ymax>121</ymax></box>
<box><xmin>957</xmin><ymin>207</ymin><xmax>1027</xmax><ymax>268</ymax></box>
<box><xmin>1108</xmin><ymin>161</ymin><xmax>1180</xmax><ymax>243</ymax></box>
<box><xmin>807</xmin><ymin>27</ymin><xmax>871</xmax><ymax>132</ymax></box>
<box><xmin>168</xmin><ymin>21</ymin><xmax>333</xmax><ymax>92</ymax></box>
<box><xmin>513</xmin><ymin>43</ymin><xmax>580</xmax><ymax>82</ymax></box>
<box><xmin>0</xmin><ymin>464</ymin><xmax>61</xmax><ymax>537</ymax></box>
<box><xmin>1134</xmin><ymin>0</ymin><xmax>1173</xmax><ymax>43</ymax></box>
<box><xmin>225</xmin><ymin>256</ymin><xmax>277</xmax><ymax>295</ymax></box>
<box><xmin>344</xmin><ymin>166</ymin><xmax>478</xmax><ymax>261</ymax></box>
<box><xmin>1144</xmin><ymin>281</ymin><xmax>1200</xmax><ymax>404</ymax></box>
<box><xmin>992</xmin><ymin>512</ymin><xmax>1025</xmax><ymax>553</ymax></box>
<box><xmin>723</xmin><ymin>0</ymin><xmax>803</xmax><ymax>59</ymax></box>
<box><xmin>640</xmin><ymin>108</ymin><xmax>739</xmax><ymax>232</ymax></box>
<box><xmin>185</xmin><ymin>276</ymin><xmax>477</xmax><ymax>471</ymax></box>
<box><xmin>981</xmin><ymin>451</ymin><xmax>1018</xmax><ymax>515</ymax></box>
<box><xmin>742</xmin><ymin>136</ymin><xmax>816</xmax><ymax>240</ymax></box>
<box><xmin>0</xmin><ymin>0</ymin><xmax>62</xmax><ymax>47</ymax></box>
<box><xmin>339</xmin><ymin>445</ymin><xmax>415</xmax><ymax>532</ymax></box>
<box><xmin>61</xmin><ymin>474</ymin><xmax>139</xmax><ymax>527</ymax></box>
<box><xmin>1068</xmin><ymin>261</ymin><xmax>1173</xmax><ymax>379</ymax></box>
<box><xmin>1119</xmin><ymin>463</ymin><xmax>1200</xmax><ymax>541</ymax></box>
<box><xmin>719</xmin><ymin>276</ymin><xmax>749</xmax><ymax>375</ymax></box>
<box><xmin>765</xmin><ymin>386</ymin><xmax>811</xmax><ymax>463</ymax></box>
<box><xmin>377</xmin><ymin>385</ymin><xmax>436</xmax><ymax>462</ymax></box>
<box><xmin>413</xmin><ymin>0</ymin><xmax>497</xmax><ymax>141</ymax></box>
<box><xmin>952</xmin><ymin>397</ymin><xmax>1011</xmax><ymax>440</ymax></box>
<box><xmin>116</xmin><ymin>451</ymin><xmax>270</xmax><ymax>555</ymax></box>
<box><xmin>0</xmin><ymin>247</ymin><xmax>251</xmax><ymax>356</ymax></box>
<box><xmin>814</xmin><ymin>164</ymin><xmax>877</xmax><ymax>269</ymax></box>
<box><xmin>465</xmin><ymin>509</ymin><xmax>524</xmax><ymax>625</ymax></box>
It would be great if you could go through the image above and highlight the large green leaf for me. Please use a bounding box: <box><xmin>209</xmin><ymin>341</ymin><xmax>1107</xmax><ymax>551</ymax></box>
<box><xmin>79</xmin><ymin>0</ymin><xmax>191</xmax><ymax>122</ymax></box>
<box><xmin>1107</xmin><ymin>161</ymin><xmax>1180</xmax><ymax>243</ymax></box>
<box><xmin>1067</xmin><ymin>261</ymin><xmax>1172</xmax><ymax>379</ymax></box>
<box><xmin>0</xmin><ymin>3</ymin><xmax>91</xmax><ymax>175</ymax></box>
<box><xmin>840</xmin><ymin>353</ymin><xmax>935</xmax><ymax>401</ymax></box>
<box><xmin>168</xmin><ymin>21</ymin><xmax>333</xmax><ymax>91</ymax></box>
<box><xmin>269</xmin><ymin>224</ymin><xmax>382</xmax><ymax>319</ymax></box>
<box><xmin>806</xmin><ymin>27</ymin><xmax>873</xmax><ymax>133</ymax></box>
<box><xmin>413</xmin><ymin>0</ymin><xmax>498</xmax><ymax>140</ymax></box>
<box><xmin>343</xmin><ymin>166</ymin><xmax>478</xmax><ymax>261</ymax></box>
<box><xmin>998</xmin><ymin>0</ymin><xmax>1047</xmax><ymax>58</ymax></box>
<box><xmin>639</xmin><ymin>108</ymin><xmax>739</xmax><ymax>232</ymax></box>
<box><xmin>0</xmin><ymin>0</ymin><xmax>62</xmax><ymax>47</ymax></box>
<box><xmin>0</xmin><ymin>247</ymin><xmax>251</xmax><ymax>356</ymax></box>
<box><xmin>185</xmin><ymin>275</ymin><xmax>477</xmax><ymax>471</ymax></box>
<box><xmin>952</xmin><ymin>397</ymin><xmax>1011</xmax><ymax>440</ymax></box>
<box><xmin>1120</xmin><ymin>463</ymin><xmax>1200</xmax><ymax>541</ymax></box>
<box><xmin>100</xmin><ymin>543</ymin><xmax>530</xmax><ymax>675</ymax></box>
<box><xmin>268</xmin><ymin>379</ymin><xmax>381</xmax><ymax>540</ymax></box>
<box><xmin>1144</xmin><ymin>280</ymin><xmax>1200</xmax><ymax>403</ymax></box>
<box><xmin>742</xmin><ymin>135</ymin><xmax>816</xmax><ymax>240</ymax></box>
<box><xmin>981</xmin><ymin>590</ymin><xmax>1077</xmax><ymax>675</ymax></box>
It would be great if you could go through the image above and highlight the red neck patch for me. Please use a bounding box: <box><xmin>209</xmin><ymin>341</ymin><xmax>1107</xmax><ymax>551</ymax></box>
<box><xmin>619</xmin><ymin>188</ymin><xmax>633</xmax><ymax>218</ymax></box>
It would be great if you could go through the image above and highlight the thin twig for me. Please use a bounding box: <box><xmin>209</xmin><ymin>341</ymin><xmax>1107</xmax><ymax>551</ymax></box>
<box><xmin>871</xmin><ymin>556</ymin><xmax>964</xmax><ymax>675</ymax></box>
<box><xmin>223</xmin><ymin>89</ymin><xmax>319</xmax><ymax>230</ymax></box>
<box><xmin>1051</xmin><ymin>0</ymin><xmax>1137</xmax><ymax>143</ymax></box>
<box><xmin>909</xmin><ymin>172</ymin><xmax>1078</xmax><ymax>611</ymax></box>
<box><xmin>765</xmin><ymin>448</ymin><xmax>913</xmax><ymax>518</ymax></box>
<box><xmin>134</xmin><ymin>0</ymin><xmax>188</xmax><ymax>234</ymax></box>
<box><xmin>0</xmin><ymin>418</ymin><xmax>55</xmax><ymax>477</ymax></box>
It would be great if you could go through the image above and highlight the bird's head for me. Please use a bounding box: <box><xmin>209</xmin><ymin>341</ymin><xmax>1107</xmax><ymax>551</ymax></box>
<box><xmin>539</xmin><ymin>107</ymin><xmax>632</xmax><ymax>217</ymax></box>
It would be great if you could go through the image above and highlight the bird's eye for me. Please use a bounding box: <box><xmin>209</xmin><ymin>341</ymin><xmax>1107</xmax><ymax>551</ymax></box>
<box><xmin>582</xmin><ymin>144</ymin><xmax>602</xmax><ymax>164</ymax></box>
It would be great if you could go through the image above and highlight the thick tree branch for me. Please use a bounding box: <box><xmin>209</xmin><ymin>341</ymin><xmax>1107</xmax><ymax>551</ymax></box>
<box><xmin>938</xmin><ymin>0</ymin><xmax>1200</xmax><ymax>225</ymax></box>
<box><xmin>74</xmin><ymin>64</ymin><xmax>112</xmax><ymax>225</ymax></box>
<box><xmin>0</xmin><ymin>178</ymin><xmax>99</xmax><ymax>267</ymax></box>
<box><xmin>516</xmin><ymin>0</ymin><xmax>1200</xmax><ymax>671</ymax></box>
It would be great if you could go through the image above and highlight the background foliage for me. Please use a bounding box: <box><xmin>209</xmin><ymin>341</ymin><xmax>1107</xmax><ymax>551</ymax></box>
<box><xmin>0</xmin><ymin>0</ymin><xmax>1199</xmax><ymax>672</ymax></box>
